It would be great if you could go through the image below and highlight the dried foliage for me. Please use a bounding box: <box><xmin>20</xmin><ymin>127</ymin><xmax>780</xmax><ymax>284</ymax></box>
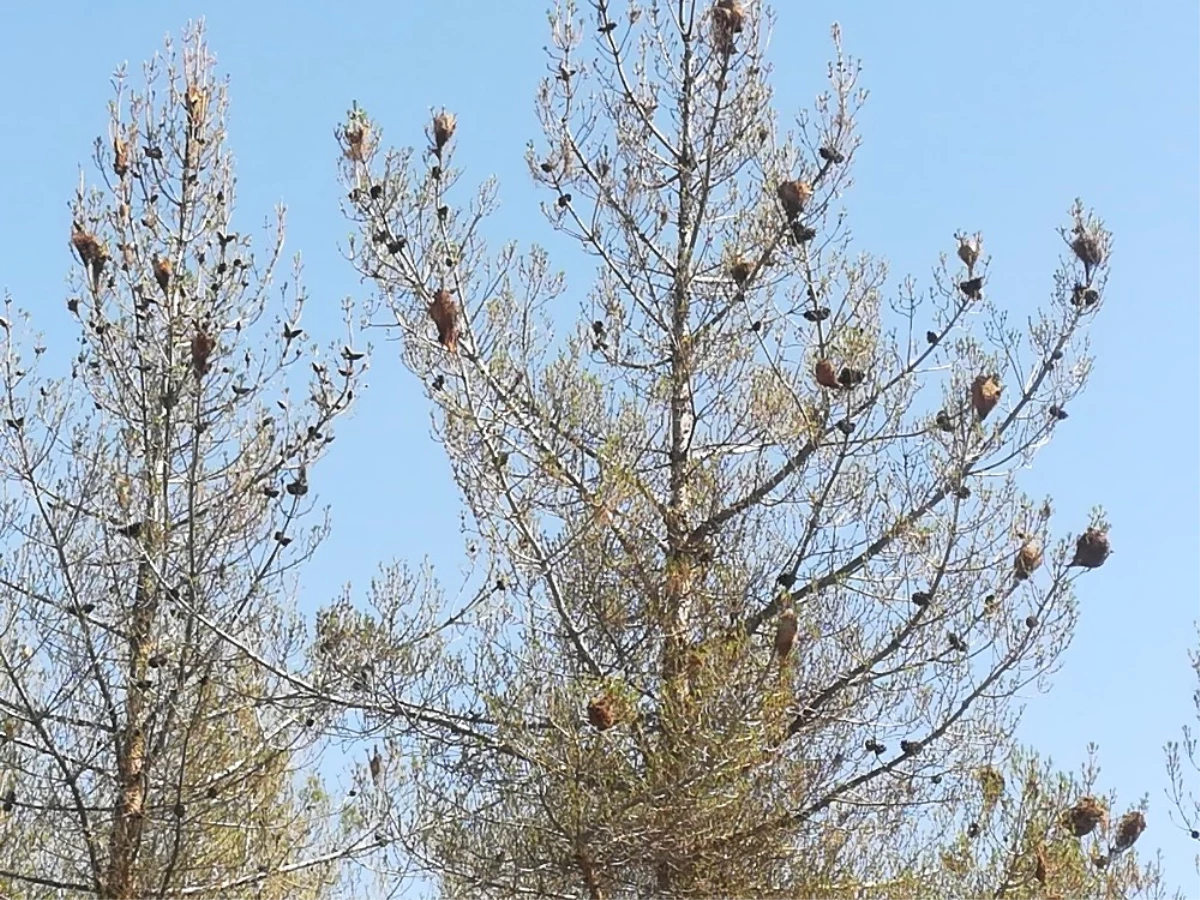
<box><xmin>971</xmin><ymin>373</ymin><xmax>1002</xmax><ymax>420</ymax></box>
<box><xmin>431</xmin><ymin>110</ymin><xmax>457</xmax><ymax>156</ymax></box>
<box><xmin>776</xmin><ymin>178</ymin><xmax>813</xmax><ymax>221</ymax></box>
<box><xmin>342</xmin><ymin>112</ymin><xmax>373</xmax><ymax>163</ymax></box>
<box><xmin>814</xmin><ymin>357</ymin><xmax>840</xmax><ymax>389</ymax></box>
<box><xmin>71</xmin><ymin>223</ymin><xmax>109</xmax><ymax>289</ymax></box>
<box><xmin>587</xmin><ymin>694</ymin><xmax>617</xmax><ymax>731</ymax></box>
<box><xmin>774</xmin><ymin>609</ymin><xmax>798</xmax><ymax>661</ymax></box>
<box><xmin>190</xmin><ymin>327</ymin><xmax>216</xmax><ymax>378</ymax></box>
<box><xmin>711</xmin><ymin>0</ymin><xmax>746</xmax><ymax>55</ymax></box>
<box><xmin>427</xmin><ymin>288</ymin><xmax>461</xmax><ymax>353</ymax></box>
<box><xmin>956</xmin><ymin>233</ymin><xmax>982</xmax><ymax>273</ymax></box>
<box><xmin>1113</xmin><ymin>811</ymin><xmax>1147</xmax><ymax>854</ymax></box>
<box><xmin>152</xmin><ymin>253</ymin><xmax>172</xmax><ymax>293</ymax></box>
<box><xmin>1067</xmin><ymin>796</ymin><xmax>1108</xmax><ymax>837</ymax></box>
<box><xmin>1015</xmin><ymin>538</ymin><xmax>1044</xmax><ymax>580</ymax></box>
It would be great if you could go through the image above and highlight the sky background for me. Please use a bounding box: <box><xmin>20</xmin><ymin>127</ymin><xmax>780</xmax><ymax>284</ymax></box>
<box><xmin>0</xmin><ymin>0</ymin><xmax>1196</xmax><ymax>889</ymax></box>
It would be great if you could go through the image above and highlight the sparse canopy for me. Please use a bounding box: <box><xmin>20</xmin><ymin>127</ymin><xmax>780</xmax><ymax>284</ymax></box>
<box><xmin>0</xmin><ymin>5</ymin><xmax>1170</xmax><ymax>900</ymax></box>
<box><xmin>333</xmin><ymin>0</ymin><xmax>1138</xmax><ymax>896</ymax></box>
<box><xmin>0</xmin><ymin>24</ymin><xmax>385</xmax><ymax>899</ymax></box>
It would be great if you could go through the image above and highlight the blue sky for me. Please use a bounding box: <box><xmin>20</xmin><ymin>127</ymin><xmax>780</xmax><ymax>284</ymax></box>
<box><xmin>1</xmin><ymin>0</ymin><xmax>1196</xmax><ymax>888</ymax></box>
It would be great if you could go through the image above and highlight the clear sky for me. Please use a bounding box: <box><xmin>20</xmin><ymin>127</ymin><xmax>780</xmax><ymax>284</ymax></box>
<box><xmin>1</xmin><ymin>0</ymin><xmax>1196</xmax><ymax>889</ymax></box>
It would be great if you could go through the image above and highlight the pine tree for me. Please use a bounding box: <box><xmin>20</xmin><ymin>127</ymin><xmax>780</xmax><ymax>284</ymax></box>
<box><xmin>0</xmin><ymin>24</ymin><xmax>376</xmax><ymax>898</ymax></box>
<box><xmin>332</xmin><ymin>1</ymin><xmax>1150</xmax><ymax>896</ymax></box>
